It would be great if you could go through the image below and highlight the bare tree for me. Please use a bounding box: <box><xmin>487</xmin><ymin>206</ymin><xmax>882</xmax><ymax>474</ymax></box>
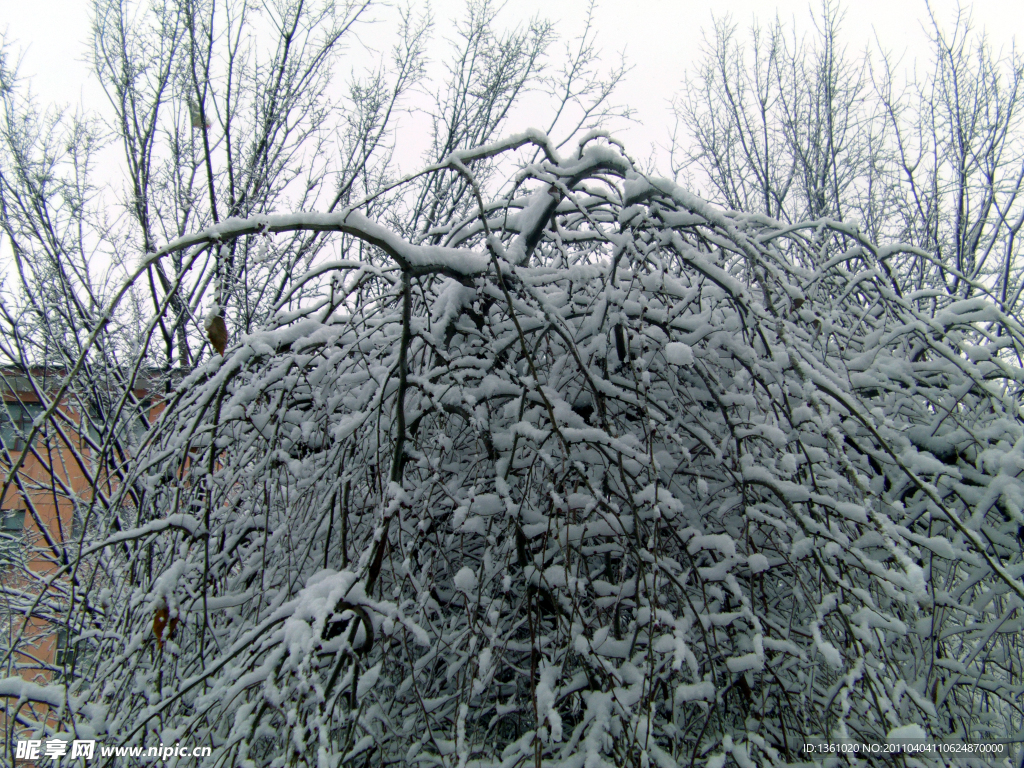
<box><xmin>874</xmin><ymin>5</ymin><xmax>1024</xmax><ymax>305</ymax></box>
<box><xmin>673</xmin><ymin>1</ymin><xmax>1024</xmax><ymax>316</ymax></box>
<box><xmin>672</xmin><ymin>2</ymin><xmax>874</xmax><ymax>223</ymax></box>
<box><xmin>672</xmin><ymin>14</ymin><xmax>795</xmax><ymax>219</ymax></box>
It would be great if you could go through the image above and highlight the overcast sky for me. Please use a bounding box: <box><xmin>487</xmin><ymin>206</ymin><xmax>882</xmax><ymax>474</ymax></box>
<box><xmin>1</xmin><ymin>0</ymin><xmax>1020</xmax><ymax>173</ymax></box>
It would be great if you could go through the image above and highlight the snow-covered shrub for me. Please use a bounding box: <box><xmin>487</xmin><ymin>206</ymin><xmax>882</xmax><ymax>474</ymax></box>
<box><xmin>26</xmin><ymin>134</ymin><xmax>1024</xmax><ymax>765</ymax></box>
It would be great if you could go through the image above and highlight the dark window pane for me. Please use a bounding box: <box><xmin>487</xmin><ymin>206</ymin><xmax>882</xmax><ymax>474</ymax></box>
<box><xmin>0</xmin><ymin>402</ymin><xmax>45</xmax><ymax>451</ymax></box>
<box><xmin>0</xmin><ymin>509</ymin><xmax>25</xmax><ymax>569</ymax></box>
<box><xmin>56</xmin><ymin>629</ymin><xmax>74</xmax><ymax>664</ymax></box>
<box><xmin>0</xmin><ymin>408</ymin><xmax>17</xmax><ymax>449</ymax></box>
<box><xmin>83</xmin><ymin>399</ymin><xmax>153</xmax><ymax>448</ymax></box>
<box><xmin>1</xmin><ymin>510</ymin><xmax>25</xmax><ymax>531</ymax></box>
<box><xmin>85</xmin><ymin>405</ymin><xmax>103</xmax><ymax>445</ymax></box>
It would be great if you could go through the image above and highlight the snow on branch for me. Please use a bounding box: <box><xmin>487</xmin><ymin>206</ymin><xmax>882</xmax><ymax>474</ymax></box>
<box><xmin>25</xmin><ymin>133</ymin><xmax>1024</xmax><ymax>767</ymax></box>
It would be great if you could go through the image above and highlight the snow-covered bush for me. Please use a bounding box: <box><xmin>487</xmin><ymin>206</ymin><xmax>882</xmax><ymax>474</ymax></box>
<box><xmin>14</xmin><ymin>133</ymin><xmax>1024</xmax><ymax>765</ymax></box>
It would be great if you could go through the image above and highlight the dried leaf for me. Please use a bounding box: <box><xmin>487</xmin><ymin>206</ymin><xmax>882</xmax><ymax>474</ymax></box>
<box><xmin>188</xmin><ymin>99</ymin><xmax>211</xmax><ymax>130</ymax></box>
<box><xmin>153</xmin><ymin>605</ymin><xmax>169</xmax><ymax>649</ymax></box>
<box><xmin>206</xmin><ymin>315</ymin><xmax>228</xmax><ymax>356</ymax></box>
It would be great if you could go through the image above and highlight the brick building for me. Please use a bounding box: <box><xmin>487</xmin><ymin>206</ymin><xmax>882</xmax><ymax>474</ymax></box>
<box><xmin>0</xmin><ymin>369</ymin><xmax>154</xmax><ymax>691</ymax></box>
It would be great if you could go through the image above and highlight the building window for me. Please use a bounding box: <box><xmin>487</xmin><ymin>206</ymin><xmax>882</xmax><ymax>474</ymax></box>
<box><xmin>55</xmin><ymin>629</ymin><xmax>77</xmax><ymax>668</ymax></box>
<box><xmin>0</xmin><ymin>509</ymin><xmax>26</xmax><ymax>569</ymax></box>
<box><xmin>0</xmin><ymin>401</ymin><xmax>45</xmax><ymax>451</ymax></box>
<box><xmin>83</xmin><ymin>398</ymin><xmax>152</xmax><ymax>448</ymax></box>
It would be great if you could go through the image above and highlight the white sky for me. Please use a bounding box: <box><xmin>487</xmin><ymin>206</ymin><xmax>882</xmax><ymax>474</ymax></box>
<box><xmin>1</xmin><ymin>0</ymin><xmax>1020</xmax><ymax>175</ymax></box>
<box><xmin>0</xmin><ymin>0</ymin><xmax>1018</xmax><ymax>306</ymax></box>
